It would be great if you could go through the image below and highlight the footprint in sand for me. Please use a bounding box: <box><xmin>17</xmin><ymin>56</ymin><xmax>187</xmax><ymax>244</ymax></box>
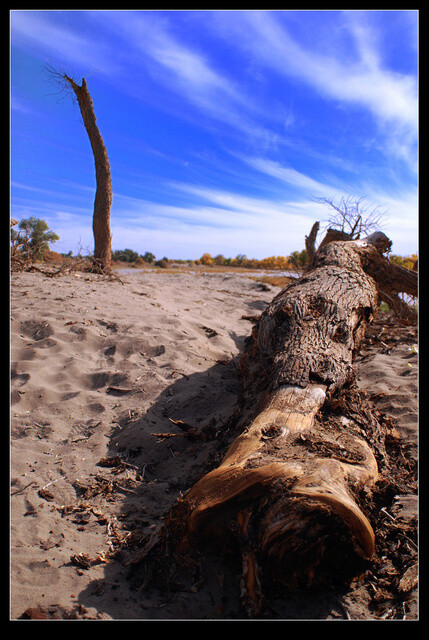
<box><xmin>87</xmin><ymin>371</ymin><xmax>128</xmax><ymax>389</ymax></box>
<box><xmin>20</xmin><ymin>319</ymin><xmax>56</xmax><ymax>348</ymax></box>
<box><xmin>24</xmin><ymin>560</ymin><xmax>60</xmax><ymax>586</ymax></box>
<box><xmin>20</xmin><ymin>319</ymin><xmax>53</xmax><ymax>340</ymax></box>
<box><xmin>103</xmin><ymin>344</ymin><xmax>116</xmax><ymax>362</ymax></box>
<box><xmin>10</xmin><ymin>367</ymin><xmax>30</xmax><ymax>404</ymax></box>
<box><xmin>11</xmin><ymin>368</ymin><xmax>30</xmax><ymax>387</ymax></box>
<box><xmin>68</xmin><ymin>325</ymin><xmax>87</xmax><ymax>341</ymax></box>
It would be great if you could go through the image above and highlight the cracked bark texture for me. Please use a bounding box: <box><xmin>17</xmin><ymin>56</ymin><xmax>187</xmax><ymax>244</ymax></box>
<box><xmin>245</xmin><ymin>240</ymin><xmax>379</xmax><ymax>395</ymax></box>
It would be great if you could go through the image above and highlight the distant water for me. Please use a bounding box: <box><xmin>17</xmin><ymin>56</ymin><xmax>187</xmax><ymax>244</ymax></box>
<box><xmin>115</xmin><ymin>267</ymin><xmax>303</xmax><ymax>279</ymax></box>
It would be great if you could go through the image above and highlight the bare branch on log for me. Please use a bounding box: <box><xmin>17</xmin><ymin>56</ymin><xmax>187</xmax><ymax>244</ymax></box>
<box><xmin>314</xmin><ymin>195</ymin><xmax>388</xmax><ymax>239</ymax></box>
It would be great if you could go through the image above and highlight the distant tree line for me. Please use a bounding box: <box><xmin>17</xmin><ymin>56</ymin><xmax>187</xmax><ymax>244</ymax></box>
<box><xmin>111</xmin><ymin>249</ymin><xmax>310</xmax><ymax>270</ymax></box>
<box><xmin>195</xmin><ymin>250</ymin><xmax>309</xmax><ymax>270</ymax></box>
<box><xmin>111</xmin><ymin>249</ymin><xmax>156</xmax><ymax>264</ymax></box>
<box><xmin>111</xmin><ymin>249</ymin><xmax>177</xmax><ymax>268</ymax></box>
<box><xmin>11</xmin><ymin>217</ymin><xmax>418</xmax><ymax>273</ymax></box>
<box><xmin>109</xmin><ymin>248</ymin><xmax>417</xmax><ymax>272</ymax></box>
<box><xmin>388</xmin><ymin>254</ymin><xmax>418</xmax><ymax>271</ymax></box>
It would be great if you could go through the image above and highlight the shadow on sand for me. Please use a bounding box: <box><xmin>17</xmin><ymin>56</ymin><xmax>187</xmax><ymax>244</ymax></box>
<box><xmin>76</xmin><ymin>334</ymin><xmax>354</xmax><ymax>621</ymax></box>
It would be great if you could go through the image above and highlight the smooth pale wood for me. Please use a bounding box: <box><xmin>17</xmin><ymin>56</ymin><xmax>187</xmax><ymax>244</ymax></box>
<box><xmin>186</xmin><ymin>384</ymin><xmax>326</xmax><ymax>533</ymax></box>
<box><xmin>219</xmin><ymin>384</ymin><xmax>327</xmax><ymax>468</ymax></box>
<box><xmin>185</xmin><ymin>382</ymin><xmax>377</xmax><ymax>558</ymax></box>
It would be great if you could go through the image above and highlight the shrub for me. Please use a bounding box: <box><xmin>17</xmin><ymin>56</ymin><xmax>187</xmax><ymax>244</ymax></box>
<box><xmin>154</xmin><ymin>258</ymin><xmax>169</xmax><ymax>268</ymax></box>
<box><xmin>200</xmin><ymin>253</ymin><xmax>213</xmax><ymax>265</ymax></box>
<box><xmin>142</xmin><ymin>251</ymin><xmax>156</xmax><ymax>263</ymax></box>
<box><xmin>111</xmin><ymin>248</ymin><xmax>140</xmax><ymax>263</ymax></box>
<box><xmin>11</xmin><ymin>217</ymin><xmax>59</xmax><ymax>266</ymax></box>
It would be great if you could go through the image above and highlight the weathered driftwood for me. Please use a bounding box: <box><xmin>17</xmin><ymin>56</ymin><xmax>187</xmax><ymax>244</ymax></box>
<box><xmin>137</xmin><ymin>232</ymin><xmax>417</xmax><ymax>614</ymax></box>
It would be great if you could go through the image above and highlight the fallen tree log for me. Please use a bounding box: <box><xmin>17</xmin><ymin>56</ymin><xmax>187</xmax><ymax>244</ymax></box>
<box><xmin>133</xmin><ymin>232</ymin><xmax>417</xmax><ymax>615</ymax></box>
<box><xmin>306</xmin><ymin>225</ymin><xmax>417</xmax><ymax>324</ymax></box>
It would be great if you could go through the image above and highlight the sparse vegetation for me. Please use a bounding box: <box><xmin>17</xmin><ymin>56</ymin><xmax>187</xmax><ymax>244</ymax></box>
<box><xmin>11</xmin><ymin>217</ymin><xmax>59</xmax><ymax>270</ymax></box>
<box><xmin>251</xmin><ymin>274</ymin><xmax>296</xmax><ymax>288</ymax></box>
<box><xmin>111</xmin><ymin>248</ymin><xmax>141</xmax><ymax>263</ymax></box>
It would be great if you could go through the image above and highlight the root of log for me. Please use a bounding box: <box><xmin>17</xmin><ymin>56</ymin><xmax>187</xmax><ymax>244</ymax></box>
<box><xmin>137</xmin><ymin>383</ymin><xmax>379</xmax><ymax>611</ymax></box>
<box><xmin>177</xmin><ymin>383</ymin><xmax>376</xmax><ymax>556</ymax></box>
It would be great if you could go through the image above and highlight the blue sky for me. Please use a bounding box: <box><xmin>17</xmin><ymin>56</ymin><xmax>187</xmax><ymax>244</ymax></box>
<box><xmin>11</xmin><ymin>10</ymin><xmax>418</xmax><ymax>260</ymax></box>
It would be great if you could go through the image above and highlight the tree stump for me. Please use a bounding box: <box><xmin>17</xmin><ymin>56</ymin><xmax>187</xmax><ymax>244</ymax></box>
<box><xmin>135</xmin><ymin>232</ymin><xmax>417</xmax><ymax>615</ymax></box>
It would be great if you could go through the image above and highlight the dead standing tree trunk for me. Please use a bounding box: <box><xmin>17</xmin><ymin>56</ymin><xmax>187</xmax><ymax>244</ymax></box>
<box><xmin>63</xmin><ymin>75</ymin><xmax>113</xmax><ymax>272</ymax></box>
<box><xmin>304</xmin><ymin>220</ymin><xmax>319</xmax><ymax>267</ymax></box>
<box><xmin>136</xmin><ymin>232</ymin><xmax>417</xmax><ymax>615</ymax></box>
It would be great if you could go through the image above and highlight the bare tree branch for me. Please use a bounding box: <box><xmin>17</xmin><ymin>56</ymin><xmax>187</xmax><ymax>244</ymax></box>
<box><xmin>313</xmin><ymin>195</ymin><xmax>388</xmax><ymax>240</ymax></box>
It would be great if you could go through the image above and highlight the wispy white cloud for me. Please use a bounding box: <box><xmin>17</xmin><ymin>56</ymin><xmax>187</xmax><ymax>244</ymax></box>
<box><xmin>11</xmin><ymin>94</ymin><xmax>32</xmax><ymax>114</ymax></box>
<box><xmin>109</xmin><ymin>184</ymin><xmax>325</xmax><ymax>256</ymax></box>
<box><xmin>10</xmin><ymin>10</ymin><xmax>418</xmax><ymax>258</ymax></box>
<box><xmin>234</xmin><ymin>156</ymin><xmax>345</xmax><ymax>199</ymax></box>
<box><xmin>111</xmin><ymin>186</ymin><xmax>417</xmax><ymax>258</ymax></box>
<box><xmin>11</xmin><ymin>174</ymin><xmax>417</xmax><ymax>259</ymax></box>
<box><xmin>171</xmin><ymin>158</ymin><xmax>417</xmax><ymax>255</ymax></box>
<box><xmin>112</xmin><ymin>189</ymin><xmax>305</xmax><ymax>234</ymax></box>
<box><xmin>11</xmin><ymin>10</ymin><xmax>122</xmax><ymax>77</ymax></box>
<box><xmin>85</xmin><ymin>11</ymin><xmax>283</xmax><ymax>144</ymax></box>
<box><xmin>148</xmin><ymin>40</ymin><xmax>241</xmax><ymax>104</ymax></box>
<box><xmin>12</xmin><ymin>10</ymin><xmax>417</xmax><ymax>163</ymax></box>
<box><xmin>239</xmin><ymin>11</ymin><xmax>417</xmax><ymax>128</ymax></box>
<box><xmin>208</xmin><ymin>11</ymin><xmax>417</xmax><ymax>165</ymax></box>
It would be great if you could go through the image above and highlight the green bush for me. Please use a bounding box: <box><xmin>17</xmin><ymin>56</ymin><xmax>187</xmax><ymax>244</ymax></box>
<box><xmin>11</xmin><ymin>217</ymin><xmax>59</xmax><ymax>264</ymax></box>
<box><xmin>111</xmin><ymin>248</ymin><xmax>140</xmax><ymax>263</ymax></box>
<box><xmin>142</xmin><ymin>251</ymin><xmax>156</xmax><ymax>263</ymax></box>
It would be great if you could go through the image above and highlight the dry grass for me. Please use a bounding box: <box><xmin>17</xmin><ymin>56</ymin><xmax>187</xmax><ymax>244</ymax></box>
<box><xmin>251</xmin><ymin>274</ymin><xmax>298</xmax><ymax>288</ymax></box>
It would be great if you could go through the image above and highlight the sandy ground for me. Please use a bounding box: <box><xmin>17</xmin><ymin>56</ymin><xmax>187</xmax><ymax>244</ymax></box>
<box><xmin>10</xmin><ymin>268</ymin><xmax>418</xmax><ymax>621</ymax></box>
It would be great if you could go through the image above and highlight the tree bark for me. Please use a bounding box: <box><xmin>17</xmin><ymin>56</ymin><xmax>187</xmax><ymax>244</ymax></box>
<box><xmin>316</xmin><ymin>227</ymin><xmax>351</xmax><ymax>252</ymax></box>
<box><xmin>309</xmin><ymin>226</ymin><xmax>416</xmax><ymax>324</ymax></box>
<box><xmin>65</xmin><ymin>76</ymin><xmax>112</xmax><ymax>271</ymax></box>
<box><xmin>137</xmin><ymin>232</ymin><xmax>417</xmax><ymax>614</ymax></box>
<box><xmin>304</xmin><ymin>220</ymin><xmax>319</xmax><ymax>268</ymax></box>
